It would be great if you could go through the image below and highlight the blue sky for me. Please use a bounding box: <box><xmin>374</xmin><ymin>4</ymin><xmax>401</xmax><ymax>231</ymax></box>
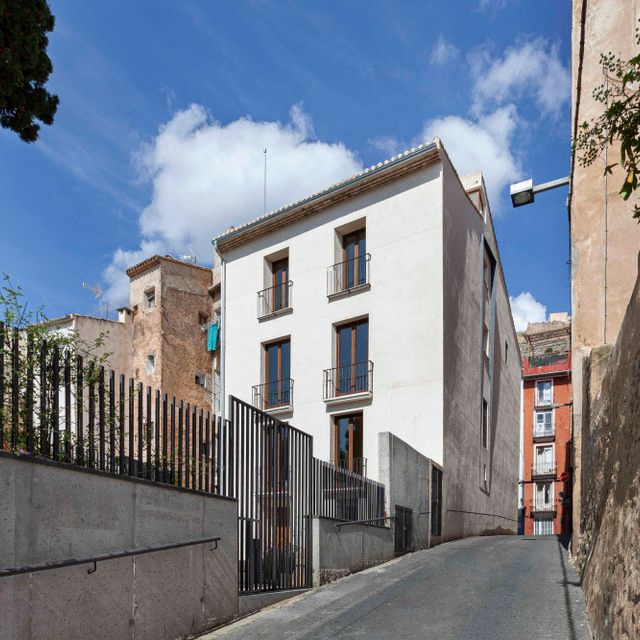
<box><xmin>0</xmin><ymin>0</ymin><xmax>571</xmax><ymax>328</ymax></box>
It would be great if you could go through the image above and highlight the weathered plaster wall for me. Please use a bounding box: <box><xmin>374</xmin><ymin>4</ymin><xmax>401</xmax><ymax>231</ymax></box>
<box><xmin>441</xmin><ymin>152</ymin><xmax>520</xmax><ymax>541</ymax></box>
<box><xmin>576</xmin><ymin>256</ymin><xmax>640</xmax><ymax>640</ymax></box>
<box><xmin>0</xmin><ymin>453</ymin><xmax>238</xmax><ymax>640</ymax></box>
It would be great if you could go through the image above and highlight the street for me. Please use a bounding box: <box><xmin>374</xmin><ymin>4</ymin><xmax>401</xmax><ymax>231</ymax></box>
<box><xmin>203</xmin><ymin>536</ymin><xmax>591</xmax><ymax>640</ymax></box>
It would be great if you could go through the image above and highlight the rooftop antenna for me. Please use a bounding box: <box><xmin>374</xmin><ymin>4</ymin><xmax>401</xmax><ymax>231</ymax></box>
<box><xmin>179</xmin><ymin>248</ymin><xmax>197</xmax><ymax>264</ymax></box>
<box><xmin>82</xmin><ymin>282</ymin><xmax>108</xmax><ymax>319</ymax></box>
<box><xmin>263</xmin><ymin>147</ymin><xmax>267</xmax><ymax>214</ymax></box>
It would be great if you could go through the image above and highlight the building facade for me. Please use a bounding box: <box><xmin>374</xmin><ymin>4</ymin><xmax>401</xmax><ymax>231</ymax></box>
<box><xmin>518</xmin><ymin>316</ymin><xmax>572</xmax><ymax>536</ymax></box>
<box><xmin>215</xmin><ymin>140</ymin><xmax>521</xmax><ymax>541</ymax></box>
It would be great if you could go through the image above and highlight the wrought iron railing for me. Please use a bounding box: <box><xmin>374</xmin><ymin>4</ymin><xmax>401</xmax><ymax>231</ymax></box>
<box><xmin>531</xmin><ymin>462</ymin><xmax>556</xmax><ymax>477</ymax></box>
<box><xmin>533</xmin><ymin>424</ymin><xmax>555</xmax><ymax>439</ymax></box>
<box><xmin>530</xmin><ymin>499</ymin><xmax>556</xmax><ymax>513</ymax></box>
<box><xmin>257</xmin><ymin>281</ymin><xmax>293</xmax><ymax>318</ymax></box>
<box><xmin>312</xmin><ymin>458</ymin><xmax>384</xmax><ymax>523</ymax></box>
<box><xmin>529</xmin><ymin>352</ymin><xmax>569</xmax><ymax>368</ymax></box>
<box><xmin>252</xmin><ymin>379</ymin><xmax>294</xmax><ymax>411</ymax></box>
<box><xmin>535</xmin><ymin>395</ymin><xmax>553</xmax><ymax>407</ymax></box>
<box><xmin>327</xmin><ymin>253</ymin><xmax>371</xmax><ymax>296</ymax></box>
<box><xmin>330</xmin><ymin>456</ymin><xmax>367</xmax><ymax>477</ymax></box>
<box><xmin>323</xmin><ymin>361</ymin><xmax>373</xmax><ymax>400</ymax></box>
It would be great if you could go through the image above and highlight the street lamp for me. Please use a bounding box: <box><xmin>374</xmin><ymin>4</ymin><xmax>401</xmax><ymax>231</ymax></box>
<box><xmin>510</xmin><ymin>176</ymin><xmax>570</xmax><ymax>208</ymax></box>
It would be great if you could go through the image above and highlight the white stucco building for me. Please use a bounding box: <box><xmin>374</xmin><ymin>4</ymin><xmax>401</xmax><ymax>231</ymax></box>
<box><xmin>215</xmin><ymin>140</ymin><xmax>520</xmax><ymax>540</ymax></box>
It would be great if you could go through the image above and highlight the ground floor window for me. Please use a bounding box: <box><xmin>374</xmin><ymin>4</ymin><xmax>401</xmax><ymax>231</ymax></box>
<box><xmin>534</xmin><ymin>518</ymin><xmax>554</xmax><ymax>535</ymax></box>
<box><xmin>332</xmin><ymin>412</ymin><xmax>363</xmax><ymax>473</ymax></box>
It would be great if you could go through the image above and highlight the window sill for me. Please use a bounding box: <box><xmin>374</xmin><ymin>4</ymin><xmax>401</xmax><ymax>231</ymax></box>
<box><xmin>327</xmin><ymin>283</ymin><xmax>371</xmax><ymax>302</ymax></box>
<box><xmin>257</xmin><ymin>306</ymin><xmax>293</xmax><ymax>322</ymax></box>
<box><xmin>323</xmin><ymin>391</ymin><xmax>373</xmax><ymax>407</ymax></box>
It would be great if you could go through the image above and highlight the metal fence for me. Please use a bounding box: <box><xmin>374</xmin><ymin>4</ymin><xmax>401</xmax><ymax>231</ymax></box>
<box><xmin>0</xmin><ymin>325</ymin><xmax>232</xmax><ymax>495</ymax></box>
<box><xmin>230</xmin><ymin>397</ymin><xmax>313</xmax><ymax>593</ymax></box>
<box><xmin>312</xmin><ymin>458</ymin><xmax>385</xmax><ymax>523</ymax></box>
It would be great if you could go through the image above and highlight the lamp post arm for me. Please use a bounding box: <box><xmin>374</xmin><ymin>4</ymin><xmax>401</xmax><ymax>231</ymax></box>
<box><xmin>532</xmin><ymin>176</ymin><xmax>570</xmax><ymax>195</ymax></box>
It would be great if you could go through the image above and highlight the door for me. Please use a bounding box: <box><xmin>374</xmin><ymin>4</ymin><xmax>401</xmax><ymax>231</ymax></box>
<box><xmin>265</xmin><ymin>339</ymin><xmax>290</xmax><ymax>408</ymax></box>
<box><xmin>337</xmin><ymin>319</ymin><xmax>368</xmax><ymax>395</ymax></box>
<box><xmin>534</xmin><ymin>518</ymin><xmax>554</xmax><ymax>535</ymax></box>
<box><xmin>343</xmin><ymin>229</ymin><xmax>366</xmax><ymax>289</ymax></box>
<box><xmin>271</xmin><ymin>258</ymin><xmax>289</xmax><ymax>311</ymax></box>
<box><xmin>535</xmin><ymin>482</ymin><xmax>552</xmax><ymax>510</ymax></box>
<box><xmin>535</xmin><ymin>445</ymin><xmax>553</xmax><ymax>474</ymax></box>
<box><xmin>394</xmin><ymin>505</ymin><xmax>413</xmax><ymax>553</ymax></box>
<box><xmin>333</xmin><ymin>413</ymin><xmax>363</xmax><ymax>473</ymax></box>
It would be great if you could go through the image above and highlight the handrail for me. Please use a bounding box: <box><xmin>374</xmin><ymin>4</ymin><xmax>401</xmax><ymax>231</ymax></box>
<box><xmin>334</xmin><ymin>516</ymin><xmax>396</xmax><ymax>531</ymax></box>
<box><xmin>0</xmin><ymin>535</ymin><xmax>221</xmax><ymax>578</ymax></box>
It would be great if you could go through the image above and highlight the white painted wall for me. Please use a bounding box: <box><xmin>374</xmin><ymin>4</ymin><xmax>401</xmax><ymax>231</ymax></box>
<box><xmin>222</xmin><ymin>165</ymin><xmax>445</xmax><ymax>481</ymax></box>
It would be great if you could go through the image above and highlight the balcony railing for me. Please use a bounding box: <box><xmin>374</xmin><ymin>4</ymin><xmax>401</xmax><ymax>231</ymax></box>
<box><xmin>257</xmin><ymin>281</ymin><xmax>293</xmax><ymax>318</ymax></box>
<box><xmin>252</xmin><ymin>379</ymin><xmax>294</xmax><ymax>411</ymax></box>
<box><xmin>531</xmin><ymin>462</ymin><xmax>556</xmax><ymax>477</ymax></box>
<box><xmin>323</xmin><ymin>361</ymin><xmax>373</xmax><ymax>400</ymax></box>
<box><xmin>535</xmin><ymin>395</ymin><xmax>553</xmax><ymax>407</ymax></box>
<box><xmin>530</xmin><ymin>498</ymin><xmax>556</xmax><ymax>513</ymax></box>
<box><xmin>330</xmin><ymin>457</ymin><xmax>368</xmax><ymax>477</ymax></box>
<box><xmin>327</xmin><ymin>253</ymin><xmax>371</xmax><ymax>297</ymax></box>
<box><xmin>529</xmin><ymin>353</ymin><xmax>569</xmax><ymax>368</ymax></box>
<box><xmin>533</xmin><ymin>424</ymin><xmax>555</xmax><ymax>439</ymax></box>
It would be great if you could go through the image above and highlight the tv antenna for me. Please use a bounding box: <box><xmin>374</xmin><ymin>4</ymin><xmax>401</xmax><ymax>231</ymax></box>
<box><xmin>263</xmin><ymin>147</ymin><xmax>267</xmax><ymax>214</ymax></box>
<box><xmin>82</xmin><ymin>282</ymin><xmax>108</xmax><ymax>319</ymax></box>
<box><xmin>179</xmin><ymin>248</ymin><xmax>197</xmax><ymax>264</ymax></box>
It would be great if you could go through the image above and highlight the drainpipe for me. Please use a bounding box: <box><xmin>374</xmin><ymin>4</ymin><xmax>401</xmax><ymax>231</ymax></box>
<box><xmin>212</xmin><ymin>239</ymin><xmax>226</xmax><ymax>425</ymax></box>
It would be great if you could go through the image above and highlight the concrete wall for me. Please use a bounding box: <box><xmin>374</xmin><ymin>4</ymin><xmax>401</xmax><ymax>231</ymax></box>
<box><xmin>440</xmin><ymin>151</ymin><xmax>520</xmax><ymax>541</ymax></box>
<box><xmin>0</xmin><ymin>453</ymin><xmax>238</xmax><ymax>640</ymax></box>
<box><xmin>311</xmin><ymin>516</ymin><xmax>394</xmax><ymax>586</ymax></box>
<box><xmin>378</xmin><ymin>432</ymin><xmax>433</xmax><ymax>550</ymax></box>
<box><xmin>575</xmin><ymin>255</ymin><xmax>640</xmax><ymax>640</ymax></box>
<box><xmin>222</xmin><ymin>164</ymin><xmax>445</xmax><ymax>480</ymax></box>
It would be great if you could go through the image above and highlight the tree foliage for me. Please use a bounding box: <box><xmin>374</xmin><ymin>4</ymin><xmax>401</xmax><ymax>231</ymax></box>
<box><xmin>0</xmin><ymin>0</ymin><xmax>59</xmax><ymax>142</ymax></box>
<box><xmin>575</xmin><ymin>25</ymin><xmax>640</xmax><ymax>220</ymax></box>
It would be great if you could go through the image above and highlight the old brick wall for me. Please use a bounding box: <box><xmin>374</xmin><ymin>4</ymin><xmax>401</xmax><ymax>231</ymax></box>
<box><xmin>576</xmin><ymin>257</ymin><xmax>640</xmax><ymax>640</ymax></box>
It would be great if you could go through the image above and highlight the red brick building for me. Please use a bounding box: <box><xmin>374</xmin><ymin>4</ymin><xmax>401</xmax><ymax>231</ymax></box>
<box><xmin>519</xmin><ymin>316</ymin><xmax>572</xmax><ymax>536</ymax></box>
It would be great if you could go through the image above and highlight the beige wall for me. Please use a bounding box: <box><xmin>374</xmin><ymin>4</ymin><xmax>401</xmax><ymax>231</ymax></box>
<box><xmin>570</xmin><ymin>0</ymin><xmax>640</xmax><ymax>552</ymax></box>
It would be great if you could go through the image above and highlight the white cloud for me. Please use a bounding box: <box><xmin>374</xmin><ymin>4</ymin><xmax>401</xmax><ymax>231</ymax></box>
<box><xmin>509</xmin><ymin>291</ymin><xmax>547</xmax><ymax>332</ymax></box>
<box><xmin>430</xmin><ymin>35</ymin><xmax>459</xmax><ymax>66</ymax></box>
<box><xmin>470</xmin><ymin>39</ymin><xmax>571</xmax><ymax>118</ymax></box>
<box><xmin>104</xmin><ymin>104</ymin><xmax>362</xmax><ymax>306</ymax></box>
<box><xmin>420</xmin><ymin>105</ymin><xmax>522</xmax><ymax>210</ymax></box>
<box><xmin>477</xmin><ymin>0</ymin><xmax>509</xmax><ymax>12</ymax></box>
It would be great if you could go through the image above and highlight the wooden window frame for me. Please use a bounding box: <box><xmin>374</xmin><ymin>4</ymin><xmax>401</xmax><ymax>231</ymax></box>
<box><xmin>341</xmin><ymin>228</ymin><xmax>366</xmax><ymax>290</ymax></box>
<box><xmin>264</xmin><ymin>338</ymin><xmax>290</xmax><ymax>407</ymax></box>
<box><xmin>270</xmin><ymin>257</ymin><xmax>289</xmax><ymax>311</ymax></box>
<box><xmin>335</xmin><ymin>318</ymin><xmax>368</xmax><ymax>395</ymax></box>
<box><xmin>332</xmin><ymin>412</ymin><xmax>363</xmax><ymax>472</ymax></box>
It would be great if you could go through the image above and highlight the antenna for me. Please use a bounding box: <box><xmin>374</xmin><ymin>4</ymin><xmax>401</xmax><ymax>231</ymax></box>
<box><xmin>179</xmin><ymin>248</ymin><xmax>197</xmax><ymax>264</ymax></box>
<box><xmin>82</xmin><ymin>282</ymin><xmax>108</xmax><ymax>319</ymax></box>
<box><xmin>263</xmin><ymin>147</ymin><xmax>267</xmax><ymax>214</ymax></box>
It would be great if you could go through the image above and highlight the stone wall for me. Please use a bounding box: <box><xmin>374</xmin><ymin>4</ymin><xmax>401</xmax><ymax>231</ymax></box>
<box><xmin>0</xmin><ymin>453</ymin><xmax>238</xmax><ymax>640</ymax></box>
<box><xmin>576</xmin><ymin>256</ymin><xmax>640</xmax><ymax>640</ymax></box>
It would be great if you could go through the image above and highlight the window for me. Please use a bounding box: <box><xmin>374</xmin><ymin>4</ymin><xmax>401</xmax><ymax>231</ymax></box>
<box><xmin>483</xmin><ymin>324</ymin><xmax>490</xmax><ymax>359</ymax></box>
<box><xmin>431</xmin><ymin>466</ymin><xmax>443</xmax><ymax>536</ymax></box>
<box><xmin>336</xmin><ymin>318</ymin><xmax>369</xmax><ymax>395</ymax></box>
<box><xmin>483</xmin><ymin>251</ymin><xmax>494</xmax><ymax>295</ymax></box>
<box><xmin>482</xmin><ymin>399</ymin><xmax>489</xmax><ymax>449</ymax></box>
<box><xmin>146</xmin><ymin>354</ymin><xmax>155</xmax><ymax>374</ymax></box>
<box><xmin>534</xmin><ymin>482</ymin><xmax>553</xmax><ymax>509</ymax></box>
<box><xmin>198</xmin><ymin>313</ymin><xmax>209</xmax><ymax>330</ymax></box>
<box><xmin>534</xmin><ymin>518</ymin><xmax>554</xmax><ymax>535</ymax></box>
<box><xmin>342</xmin><ymin>228</ymin><xmax>367</xmax><ymax>289</ymax></box>
<box><xmin>504</xmin><ymin>341</ymin><xmax>508</xmax><ymax>365</ymax></box>
<box><xmin>195</xmin><ymin>372</ymin><xmax>211</xmax><ymax>388</ymax></box>
<box><xmin>534</xmin><ymin>410</ymin><xmax>553</xmax><ymax>437</ymax></box>
<box><xmin>264</xmin><ymin>338</ymin><xmax>291</xmax><ymax>408</ymax></box>
<box><xmin>271</xmin><ymin>257</ymin><xmax>289</xmax><ymax>311</ymax></box>
<box><xmin>536</xmin><ymin>380</ymin><xmax>552</xmax><ymax>405</ymax></box>
<box><xmin>534</xmin><ymin>445</ymin><xmax>554</xmax><ymax>474</ymax></box>
<box><xmin>144</xmin><ymin>287</ymin><xmax>156</xmax><ymax>309</ymax></box>
<box><xmin>332</xmin><ymin>413</ymin><xmax>363</xmax><ymax>473</ymax></box>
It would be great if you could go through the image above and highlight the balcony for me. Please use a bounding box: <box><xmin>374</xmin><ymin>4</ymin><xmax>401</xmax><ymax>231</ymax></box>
<box><xmin>330</xmin><ymin>457</ymin><xmax>368</xmax><ymax>477</ymax></box>
<box><xmin>257</xmin><ymin>282</ymin><xmax>293</xmax><ymax>319</ymax></box>
<box><xmin>533</xmin><ymin>425</ymin><xmax>555</xmax><ymax>441</ymax></box>
<box><xmin>327</xmin><ymin>254</ymin><xmax>371</xmax><ymax>299</ymax></box>
<box><xmin>252</xmin><ymin>379</ymin><xmax>294</xmax><ymax>414</ymax></box>
<box><xmin>323</xmin><ymin>361</ymin><xmax>373</xmax><ymax>403</ymax></box>
<box><xmin>531</xmin><ymin>462</ymin><xmax>556</xmax><ymax>479</ymax></box>
<box><xmin>530</xmin><ymin>498</ymin><xmax>557</xmax><ymax>515</ymax></box>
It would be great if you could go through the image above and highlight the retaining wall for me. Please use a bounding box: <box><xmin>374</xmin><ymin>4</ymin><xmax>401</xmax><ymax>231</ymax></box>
<box><xmin>0</xmin><ymin>453</ymin><xmax>238</xmax><ymax>640</ymax></box>
<box><xmin>311</xmin><ymin>516</ymin><xmax>394</xmax><ymax>586</ymax></box>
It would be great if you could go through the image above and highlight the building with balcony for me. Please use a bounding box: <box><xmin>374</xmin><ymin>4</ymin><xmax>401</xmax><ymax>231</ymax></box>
<box><xmin>518</xmin><ymin>315</ymin><xmax>572</xmax><ymax>536</ymax></box>
<box><xmin>215</xmin><ymin>139</ymin><xmax>521</xmax><ymax>541</ymax></box>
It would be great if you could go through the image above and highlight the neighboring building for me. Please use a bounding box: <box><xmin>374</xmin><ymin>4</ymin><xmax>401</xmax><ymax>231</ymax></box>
<box><xmin>570</xmin><ymin>0</ymin><xmax>640</xmax><ymax>551</ymax></box>
<box><xmin>214</xmin><ymin>139</ymin><xmax>521</xmax><ymax>541</ymax></box>
<box><xmin>47</xmin><ymin>255</ymin><xmax>220</xmax><ymax>410</ymax></box>
<box><xmin>518</xmin><ymin>314</ymin><xmax>572</xmax><ymax>536</ymax></box>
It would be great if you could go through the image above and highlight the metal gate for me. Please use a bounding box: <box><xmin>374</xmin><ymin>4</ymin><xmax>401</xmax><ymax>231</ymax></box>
<box><xmin>394</xmin><ymin>505</ymin><xmax>413</xmax><ymax>553</ymax></box>
<box><xmin>230</xmin><ymin>397</ymin><xmax>313</xmax><ymax>593</ymax></box>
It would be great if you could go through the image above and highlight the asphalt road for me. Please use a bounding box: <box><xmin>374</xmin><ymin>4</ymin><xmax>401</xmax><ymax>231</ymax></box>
<box><xmin>203</xmin><ymin>536</ymin><xmax>591</xmax><ymax>640</ymax></box>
